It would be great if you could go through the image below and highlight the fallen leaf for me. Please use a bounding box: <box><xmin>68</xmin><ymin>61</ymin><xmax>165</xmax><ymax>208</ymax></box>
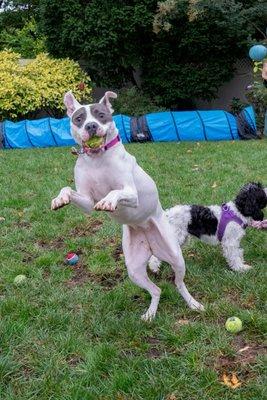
<box><xmin>166</xmin><ymin>395</ymin><xmax>177</xmax><ymax>400</ymax></box>
<box><xmin>187</xmin><ymin>149</ymin><xmax>192</xmax><ymax>153</ymax></box>
<box><xmin>0</xmin><ymin>217</ymin><xmax>5</xmax><ymax>222</ymax></box>
<box><xmin>187</xmin><ymin>252</ymin><xmax>196</xmax><ymax>258</ymax></box>
<box><xmin>221</xmin><ymin>372</ymin><xmax>242</xmax><ymax>389</ymax></box>
<box><xmin>192</xmin><ymin>167</ymin><xmax>199</xmax><ymax>171</ymax></box>
<box><xmin>231</xmin><ymin>373</ymin><xmax>239</xmax><ymax>386</ymax></box>
<box><xmin>232</xmin><ymin>382</ymin><xmax>242</xmax><ymax>389</ymax></box>
<box><xmin>211</xmin><ymin>182</ymin><xmax>218</xmax><ymax>189</ymax></box>
<box><xmin>177</xmin><ymin>319</ymin><xmax>189</xmax><ymax>325</ymax></box>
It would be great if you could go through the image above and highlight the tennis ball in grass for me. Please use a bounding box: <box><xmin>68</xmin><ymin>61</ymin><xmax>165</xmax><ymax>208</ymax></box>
<box><xmin>14</xmin><ymin>274</ymin><xmax>27</xmax><ymax>285</ymax></box>
<box><xmin>225</xmin><ymin>317</ymin><xmax>243</xmax><ymax>333</ymax></box>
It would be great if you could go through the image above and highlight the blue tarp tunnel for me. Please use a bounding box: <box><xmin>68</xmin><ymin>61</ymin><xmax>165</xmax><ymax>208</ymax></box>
<box><xmin>0</xmin><ymin>106</ymin><xmax>257</xmax><ymax>149</ymax></box>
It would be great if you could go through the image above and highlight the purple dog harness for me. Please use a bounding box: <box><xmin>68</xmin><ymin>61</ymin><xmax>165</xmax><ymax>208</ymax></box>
<box><xmin>217</xmin><ymin>204</ymin><xmax>247</xmax><ymax>242</ymax></box>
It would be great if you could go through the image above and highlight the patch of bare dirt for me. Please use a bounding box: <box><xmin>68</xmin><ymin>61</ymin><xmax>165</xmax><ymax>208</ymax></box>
<box><xmin>22</xmin><ymin>366</ymin><xmax>34</xmax><ymax>380</ymax></box>
<box><xmin>42</xmin><ymin>268</ymin><xmax>51</xmax><ymax>279</ymax></box>
<box><xmin>65</xmin><ymin>263</ymin><xmax>125</xmax><ymax>289</ymax></box>
<box><xmin>66</xmin><ymin>354</ymin><xmax>84</xmax><ymax>367</ymax></box>
<box><xmin>71</xmin><ymin>218</ymin><xmax>103</xmax><ymax>237</ymax></box>
<box><xmin>144</xmin><ymin>336</ymin><xmax>173</xmax><ymax>359</ymax></box>
<box><xmin>16</xmin><ymin>220</ymin><xmax>31</xmax><ymax>229</ymax></box>
<box><xmin>213</xmin><ymin>336</ymin><xmax>266</xmax><ymax>379</ymax></box>
<box><xmin>21</xmin><ymin>251</ymin><xmax>35</xmax><ymax>263</ymax></box>
<box><xmin>90</xmin><ymin>268</ymin><xmax>125</xmax><ymax>289</ymax></box>
<box><xmin>37</xmin><ymin>237</ymin><xmax>65</xmax><ymax>250</ymax></box>
<box><xmin>223</xmin><ymin>290</ymin><xmax>257</xmax><ymax>309</ymax></box>
<box><xmin>112</xmin><ymin>243</ymin><xmax>123</xmax><ymax>261</ymax></box>
<box><xmin>65</xmin><ymin>263</ymin><xmax>90</xmax><ymax>287</ymax></box>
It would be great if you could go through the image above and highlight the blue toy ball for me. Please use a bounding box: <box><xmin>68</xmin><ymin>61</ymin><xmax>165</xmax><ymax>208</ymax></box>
<box><xmin>249</xmin><ymin>45</ymin><xmax>267</xmax><ymax>61</ymax></box>
<box><xmin>66</xmin><ymin>252</ymin><xmax>79</xmax><ymax>265</ymax></box>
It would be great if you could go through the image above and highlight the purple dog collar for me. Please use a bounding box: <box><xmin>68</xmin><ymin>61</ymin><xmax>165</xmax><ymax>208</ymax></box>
<box><xmin>103</xmin><ymin>134</ymin><xmax>120</xmax><ymax>151</ymax></box>
<box><xmin>217</xmin><ymin>203</ymin><xmax>247</xmax><ymax>242</ymax></box>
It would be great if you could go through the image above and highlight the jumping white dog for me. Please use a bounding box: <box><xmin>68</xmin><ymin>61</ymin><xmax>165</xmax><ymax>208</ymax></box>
<box><xmin>149</xmin><ymin>182</ymin><xmax>267</xmax><ymax>274</ymax></box>
<box><xmin>51</xmin><ymin>91</ymin><xmax>204</xmax><ymax>320</ymax></box>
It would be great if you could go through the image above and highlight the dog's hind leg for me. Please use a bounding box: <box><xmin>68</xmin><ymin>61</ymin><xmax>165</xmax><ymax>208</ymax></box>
<box><xmin>145</xmin><ymin>216</ymin><xmax>204</xmax><ymax>311</ymax></box>
<box><xmin>122</xmin><ymin>225</ymin><xmax>161</xmax><ymax>321</ymax></box>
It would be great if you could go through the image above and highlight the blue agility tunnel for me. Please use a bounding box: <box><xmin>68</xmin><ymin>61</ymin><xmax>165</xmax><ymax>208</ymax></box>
<box><xmin>0</xmin><ymin>106</ymin><xmax>257</xmax><ymax>149</ymax></box>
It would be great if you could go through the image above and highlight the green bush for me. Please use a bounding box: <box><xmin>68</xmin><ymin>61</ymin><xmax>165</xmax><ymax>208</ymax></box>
<box><xmin>113</xmin><ymin>87</ymin><xmax>166</xmax><ymax>116</ymax></box>
<box><xmin>246</xmin><ymin>61</ymin><xmax>267</xmax><ymax>132</ymax></box>
<box><xmin>38</xmin><ymin>0</ymin><xmax>266</xmax><ymax>108</ymax></box>
<box><xmin>229</xmin><ymin>97</ymin><xmax>249</xmax><ymax>115</ymax></box>
<box><xmin>0</xmin><ymin>19</ymin><xmax>46</xmax><ymax>58</ymax></box>
<box><xmin>0</xmin><ymin>50</ymin><xmax>92</xmax><ymax>121</ymax></box>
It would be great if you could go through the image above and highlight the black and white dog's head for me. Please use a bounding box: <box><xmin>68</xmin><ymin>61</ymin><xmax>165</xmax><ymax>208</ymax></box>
<box><xmin>64</xmin><ymin>91</ymin><xmax>117</xmax><ymax>146</ymax></box>
<box><xmin>235</xmin><ymin>182</ymin><xmax>267</xmax><ymax>221</ymax></box>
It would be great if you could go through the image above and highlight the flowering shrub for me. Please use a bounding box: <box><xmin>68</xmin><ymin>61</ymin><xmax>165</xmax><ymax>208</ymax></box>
<box><xmin>0</xmin><ymin>50</ymin><xmax>92</xmax><ymax>121</ymax></box>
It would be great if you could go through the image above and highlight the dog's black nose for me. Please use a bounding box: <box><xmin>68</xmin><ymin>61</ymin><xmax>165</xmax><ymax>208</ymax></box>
<box><xmin>85</xmin><ymin>122</ymin><xmax>98</xmax><ymax>135</ymax></box>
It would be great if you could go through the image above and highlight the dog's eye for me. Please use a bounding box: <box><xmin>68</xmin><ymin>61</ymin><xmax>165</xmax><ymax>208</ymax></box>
<box><xmin>99</xmin><ymin>113</ymin><xmax>105</xmax><ymax>119</ymax></box>
<box><xmin>76</xmin><ymin>117</ymin><xmax>81</xmax><ymax>122</ymax></box>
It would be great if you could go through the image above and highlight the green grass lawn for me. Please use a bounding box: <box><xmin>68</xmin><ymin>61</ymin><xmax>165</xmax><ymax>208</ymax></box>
<box><xmin>0</xmin><ymin>140</ymin><xmax>266</xmax><ymax>400</ymax></box>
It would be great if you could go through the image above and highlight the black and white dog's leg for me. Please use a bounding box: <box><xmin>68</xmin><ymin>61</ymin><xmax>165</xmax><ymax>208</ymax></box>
<box><xmin>146</xmin><ymin>217</ymin><xmax>204</xmax><ymax>311</ymax></box>
<box><xmin>148</xmin><ymin>255</ymin><xmax>162</xmax><ymax>273</ymax></box>
<box><xmin>123</xmin><ymin>225</ymin><xmax>161</xmax><ymax>321</ymax></box>
<box><xmin>222</xmin><ymin>239</ymin><xmax>252</xmax><ymax>272</ymax></box>
<box><xmin>51</xmin><ymin>187</ymin><xmax>94</xmax><ymax>213</ymax></box>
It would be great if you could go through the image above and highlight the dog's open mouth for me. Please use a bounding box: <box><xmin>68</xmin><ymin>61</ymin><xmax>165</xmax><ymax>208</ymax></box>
<box><xmin>83</xmin><ymin>136</ymin><xmax>105</xmax><ymax>150</ymax></box>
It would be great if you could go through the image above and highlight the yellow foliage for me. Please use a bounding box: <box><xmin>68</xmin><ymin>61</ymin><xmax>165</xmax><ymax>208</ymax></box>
<box><xmin>0</xmin><ymin>50</ymin><xmax>92</xmax><ymax>121</ymax></box>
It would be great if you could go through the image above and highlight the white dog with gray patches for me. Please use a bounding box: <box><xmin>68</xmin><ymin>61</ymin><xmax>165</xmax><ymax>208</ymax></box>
<box><xmin>51</xmin><ymin>91</ymin><xmax>204</xmax><ymax>320</ymax></box>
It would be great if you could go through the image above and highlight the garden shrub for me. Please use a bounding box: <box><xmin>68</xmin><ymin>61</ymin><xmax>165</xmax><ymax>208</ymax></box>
<box><xmin>113</xmin><ymin>87</ymin><xmax>167</xmax><ymax>116</ymax></box>
<box><xmin>0</xmin><ymin>18</ymin><xmax>46</xmax><ymax>58</ymax></box>
<box><xmin>0</xmin><ymin>50</ymin><xmax>92</xmax><ymax>121</ymax></box>
<box><xmin>38</xmin><ymin>0</ymin><xmax>266</xmax><ymax>108</ymax></box>
<box><xmin>246</xmin><ymin>60</ymin><xmax>267</xmax><ymax>132</ymax></box>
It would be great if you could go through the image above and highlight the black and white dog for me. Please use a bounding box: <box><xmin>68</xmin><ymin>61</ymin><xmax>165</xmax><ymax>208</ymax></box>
<box><xmin>149</xmin><ymin>182</ymin><xmax>267</xmax><ymax>273</ymax></box>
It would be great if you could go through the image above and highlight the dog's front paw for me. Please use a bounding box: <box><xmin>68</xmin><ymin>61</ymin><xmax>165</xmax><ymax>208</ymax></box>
<box><xmin>240</xmin><ymin>264</ymin><xmax>252</xmax><ymax>272</ymax></box>
<box><xmin>51</xmin><ymin>187</ymin><xmax>71</xmax><ymax>210</ymax></box>
<box><xmin>141</xmin><ymin>308</ymin><xmax>157</xmax><ymax>322</ymax></box>
<box><xmin>94</xmin><ymin>195</ymin><xmax>118</xmax><ymax>212</ymax></box>
<box><xmin>188</xmin><ymin>299</ymin><xmax>205</xmax><ymax>311</ymax></box>
<box><xmin>231</xmin><ymin>263</ymin><xmax>252</xmax><ymax>272</ymax></box>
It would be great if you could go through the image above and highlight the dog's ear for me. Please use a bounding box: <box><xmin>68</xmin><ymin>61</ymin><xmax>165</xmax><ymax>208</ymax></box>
<box><xmin>64</xmin><ymin>91</ymin><xmax>81</xmax><ymax>117</ymax></box>
<box><xmin>99</xmin><ymin>91</ymin><xmax>117</xmax><ymax>114</ymax></box>
<box><xmin>236</xmin><ymin>183</ymin><xmax>267</xmax><ymax>220</ymax></box>
<box><xmin>252</xmin><ymin>209</ymin><xmax>264</xmax><ymax>221</ymax></box>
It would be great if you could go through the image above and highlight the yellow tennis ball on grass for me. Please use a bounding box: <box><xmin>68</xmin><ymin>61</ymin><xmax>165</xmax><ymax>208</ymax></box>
<box><xmin>14</xmin><ymin>274</ymin><xmax>27</xmax><ymax>285</ymax></box>
<box><xmin>225</xmin><ymin>317</ymin><xmax>243</xmax><ymax>333</ymax></box>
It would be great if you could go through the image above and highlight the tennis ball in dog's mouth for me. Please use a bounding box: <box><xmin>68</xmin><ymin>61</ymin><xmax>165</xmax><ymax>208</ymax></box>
<box><xmin>14</xmin><ymin>274</ymin><xmax>27</xmax><ymax>285</ymax></box>
<box><xmin>225</xmin><ymin>317</ymin><xmax>243</xmax><ymax>333</ymax></box>
<box><xmin>85</xmin><ymin>136</ymin><xmax>103</xmax><ymax>149</ymax></box>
